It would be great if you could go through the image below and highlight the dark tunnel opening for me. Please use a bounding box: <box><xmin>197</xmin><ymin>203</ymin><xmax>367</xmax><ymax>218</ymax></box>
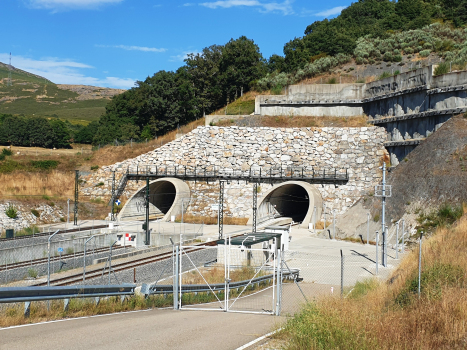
<box><xmin>149</xmin><ymin>181</ymin><xmax>176</xmax><ymax>214</ymax></box>
<box><xmin>266</xmin><ymin>184</ymin><xmax>310</xmax><ymax>223</ymax></box>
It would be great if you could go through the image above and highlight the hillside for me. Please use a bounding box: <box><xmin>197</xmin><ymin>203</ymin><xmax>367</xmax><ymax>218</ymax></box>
<box><xmin>0</xmin><ymin>62</ymin><xmax>124</xmax><ymax>125</ymax></box>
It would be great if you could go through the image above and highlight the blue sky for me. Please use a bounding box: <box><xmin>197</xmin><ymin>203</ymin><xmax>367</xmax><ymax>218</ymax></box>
<box><xmin>1</xmin><ymin>0</ymin><xmax>349</xmax><ymax>89</ymax></box>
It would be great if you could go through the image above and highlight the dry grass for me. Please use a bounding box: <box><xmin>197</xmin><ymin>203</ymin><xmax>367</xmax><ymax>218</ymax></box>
<box><xmin>9</xmin><ymin>144</ymin><xmax>92</xmax><ymax>156</ymax></box>
<box><xmin>0</xmin><ymin>295</ymin><xmax>172</xmax><ymax>328</ymax></box>
<box><xmin>216</xmin><ymin>115</ymin><xmax>369</xmax><ymax>128</ymax></box>
<box><xmin>280</xmin><ymin>213</ymin><xmax>467</xmax><ymax>349</ymax></box>
<box><xmin>175</xmin><ymin>214</ymin><xmax>248</xmax><ymax>226</ymax></box>
<box><xmin>89</xmin><ymin>118</ymin><xmax>205</xmax><ymax>167</ymax></box>
<box><xmin>183</xmin><ymin>266</ymin><xmax>259</xmax><ymax>284</ymax></box>
<box><xmin>0</xmin><ymin>170</ymin><xmax>74</xmax><ymax>198</ymax></box>
<box><xmin>0</xmin><ymin>119</ymin><xmax>206</xmax><ymax>202</ymax></box>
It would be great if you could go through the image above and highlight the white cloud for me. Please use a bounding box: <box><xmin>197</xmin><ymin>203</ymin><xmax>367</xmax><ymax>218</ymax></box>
<box><xmin>183</xmin><ymin>3</ymin><xmax>195</xmax><ymax>6</ymax></box>
<box><xmin>96</xmin><ymin>44</ymin><xmax>167</xmax><ymax>53</ymax></box>
<box><xmin>315</xmin><ymin>6</ymin><xmax>345</xmax><ymax>17</ymax></box>
<box><xmin>0</xmin><ymin>53</ymin><xmax>134</xmax><ymax>89</ymax></box>
<box><xmin>200</xmin><ymin>0</ymin><xmax>293</xmax><ymax>15</ymax></box>
<box><xmin>28</xmin><ymin>0</ymin><xmax>123</xmax><ymax>10</ymax></box>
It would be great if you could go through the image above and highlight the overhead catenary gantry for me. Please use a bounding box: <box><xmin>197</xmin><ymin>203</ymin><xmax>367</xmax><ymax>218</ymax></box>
<box><xmin>109</xmin><ymin>164</ymin><xmax>350</xmax><ymax>240</ymax></box>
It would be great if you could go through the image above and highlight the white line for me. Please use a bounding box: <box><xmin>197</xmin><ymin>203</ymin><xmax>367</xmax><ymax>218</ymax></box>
<box><xmin>0</xmin><ymin>308</ymin><xmax>154</xmax><ymax>331</ymax></box>
<box><xmin>235</xmin><ymin>328</ymin><xmax>282</xmax><ymax>350</ymax></box>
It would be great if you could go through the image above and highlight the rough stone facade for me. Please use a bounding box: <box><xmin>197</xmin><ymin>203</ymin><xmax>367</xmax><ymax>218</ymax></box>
<box><xmin>82</xmin><ymin>126</ymin><xmax>387</xmax><ymax>221</ymax></box>
<box><xmin>0</xmin><ymin>203</ymin><xmax>65</xmax><ymax>234</ymax></box>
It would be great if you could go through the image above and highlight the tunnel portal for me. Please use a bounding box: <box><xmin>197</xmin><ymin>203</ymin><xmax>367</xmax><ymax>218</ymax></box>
<box><xmin>118</xmin><ymin>178</ymin><xmax>190</xmax><ymax>221</ymax></box>
<box><xmin>254</xmin><ymin>181</ymin><xmax>323</xmax><ymax>228</ymax></box>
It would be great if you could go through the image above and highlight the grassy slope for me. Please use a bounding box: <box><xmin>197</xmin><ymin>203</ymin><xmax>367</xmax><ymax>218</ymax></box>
<box><xmin>279</xmin><ymin>211</ymin><xmax>467</xmax><ymax>349</ymax></box>
<box><xmin>0</xmin><ymin>64</ymin><xmax>112</xmax><ymax>125</ymax></box>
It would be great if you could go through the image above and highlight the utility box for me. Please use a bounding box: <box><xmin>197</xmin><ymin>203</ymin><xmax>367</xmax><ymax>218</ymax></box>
<box><xmin>5</xmin><ymin>229</ymin><xmax>14</xmax><ymax>238</ymax></box>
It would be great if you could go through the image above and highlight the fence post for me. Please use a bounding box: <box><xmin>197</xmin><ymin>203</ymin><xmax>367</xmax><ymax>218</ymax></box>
<box><xmin>396</xmin><ymin>221</ymin><xmax>399</xmax><ymax>259</ymax></box>
<box><xmin>366</xmin><ymin>213</ymin><xmax>370</xmax><ymax>245</ymax></box>
<box><xmin>174</xmin><ymin>245</ymin><xmax>179</xmax><ymax>310</ymax></box>
<box><xmin>313</xmin><ymin>206</ymin><xmax>316</xmax><ymax>235</ymax></box>
<box><xmin>340</xmin><ymin>249</ymin><xmax>344</xmax><ymax>298</ymax></box>
<box><xmin>418</xmin><ymin>232</ymin><xmax>423</xmax><ymax>299</ymax></box>
<box><xmin>375</xmin><ymin>231</ymin><xmax>379</xmax><ymax>275</ymax></box>
<box><xmin>275</xmin><ymin>249</ymin><xmax>282</xmax><ymax>316</ymax></box>
<box><xmin>333</xmin><ymin>210</ymin><xmax>336</xmax><ymax>240</ymax></box>
<box><xmin>401</xmin><ymin>219</ymin><xmax>405</xmax><ymax>253</ymax></box>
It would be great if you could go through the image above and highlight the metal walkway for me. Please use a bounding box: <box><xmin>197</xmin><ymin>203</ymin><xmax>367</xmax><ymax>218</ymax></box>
<box><xmin>122</xmin><ymin>164</ymin><xmax>348</xmax><ymax>185</ymax></box>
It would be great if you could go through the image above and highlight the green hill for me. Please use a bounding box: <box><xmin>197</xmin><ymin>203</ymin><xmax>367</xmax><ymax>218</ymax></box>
<box><xmin>0</xmin><ymin>62</ymin><xmax>124</xmax><ymax>125</ymax></box>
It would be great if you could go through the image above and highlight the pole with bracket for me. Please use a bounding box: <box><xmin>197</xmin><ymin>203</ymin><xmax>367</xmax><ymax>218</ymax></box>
<box><xmin>74</xmin><ymin>170</ymin><xmax>79</xmax><ymax>226</ymax></box>
<box><xmin>252</xmin><ymin>182</ymin><xmax>258</xmax><ymax>234</ymax></box>
<box><xmin>382</xmin><ymin>162</ymin><xmax>387</xmax><ymax>267</ymax></box>
<box><xmin>145</xmin><ymin>177</ymin><xmax>150</xmax><ymax>246</ymax></box>
<box><xmin>111</xmin><ymin>171</ymin><xmax>116</xmax><ymax>221</ymax></box>
<box><xmin>47</xmin><ymin>230</ymin><xmax>60</xmax><ymax>287</ymax></box>
<box><xmin>83</xmin><ymin>235</ymin><xmax>96</xmax><ymax>282</ymax></box>
<box><xmin>218</xmin><ymin>181</ymin><xmax>225</xmax><ymax>240</ymax></box>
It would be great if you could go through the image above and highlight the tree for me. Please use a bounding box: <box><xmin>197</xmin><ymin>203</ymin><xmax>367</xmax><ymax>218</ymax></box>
<box><xmin>28</xmin><ymin>117</ymin><xmax>53</xmax><ymax>148</ymax></box>
<box><xmin>50</xmin><ymin>119</ymin><xmax>71</xmax><ymax>149</ymax></box>
<box><xmin>219</xmin><ymin>36</ymin><xmax>266</xmax><ymax>99</ymax></box>
<box><xmin>185</xmin><ymin>45</ymin><xmax>223</xmax><ymax>117</ymax></box>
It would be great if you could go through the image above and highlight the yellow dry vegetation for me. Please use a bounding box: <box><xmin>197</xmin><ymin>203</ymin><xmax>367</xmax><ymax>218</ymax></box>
<box><xmin>280</xmin><ymin>209</ymin><xmax>467</xmax><ymax>350</ymax></box>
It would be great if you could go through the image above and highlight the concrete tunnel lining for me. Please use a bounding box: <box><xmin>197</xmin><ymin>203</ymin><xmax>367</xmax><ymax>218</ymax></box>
<box><xmin>248</xmin><ymin>181</ymin><xmax>323</xmax><ymax>228</ymax></box>
<box><xmin>118</xmin><ymin>178</ymin><xmax>190</xmax><ymax>222</ymax></box>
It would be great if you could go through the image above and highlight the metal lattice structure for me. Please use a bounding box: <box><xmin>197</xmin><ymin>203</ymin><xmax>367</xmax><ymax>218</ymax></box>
<box><xmin>73</xmin><ymin>170</ymin><xmax>79</xmax><ymax>226</ymax></box>
<box><xmin>252</xmin><ymin>183</ymin><xmax>258</xmax><ymax>234</ymax></box>
<box><xmin>110</xmin><ymin>171</ymin><xmax>116</xmax><ymax>221</ymax></box>
<box><xmin>218</xmin><ymin>181</ymin><xmax>225</xmax><ymax>240</ymax></box>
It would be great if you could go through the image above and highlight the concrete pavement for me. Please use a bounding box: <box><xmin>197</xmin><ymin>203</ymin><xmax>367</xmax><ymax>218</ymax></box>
<box><xmin>0</xmin><ymin>309</ymin><xmax>282</xmax><ymax>350</ymax></box>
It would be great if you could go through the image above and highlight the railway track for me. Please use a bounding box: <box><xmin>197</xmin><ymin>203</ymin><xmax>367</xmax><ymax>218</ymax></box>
<box><xmin>0</xmin><ymin>246</ymin><xmax>127</xmax><ymax>272</ymax></box>
<box><xmin>34</xmin><ymin>241</ymin><xmax>218</xmax><ymax>287</ymax></box>
<box><xmin>0</xmin><ymin>224</ymin><xmax>114</xmax><ymax>242</ymax></box>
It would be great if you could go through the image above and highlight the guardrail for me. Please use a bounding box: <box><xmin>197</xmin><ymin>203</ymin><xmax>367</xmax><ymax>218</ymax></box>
<box><xmin>141</xmin><ymin>268</ymin><xmax>300</xmax><ymax>296</ymax></box>
<box><xmin>0</xmin><ymin>284</ymin><xmax>136</xmax><ymax>316</ymax></box>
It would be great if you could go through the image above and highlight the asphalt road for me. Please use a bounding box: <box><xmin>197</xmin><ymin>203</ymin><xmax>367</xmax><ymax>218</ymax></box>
<box><xmin>0</xmin><ymin>309</ymin><xmax>282</xmax><ymax>350</ymax></box>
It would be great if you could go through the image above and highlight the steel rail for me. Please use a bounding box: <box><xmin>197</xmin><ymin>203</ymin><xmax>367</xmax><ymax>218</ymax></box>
<box><xmin>34</xmin><ymin>242</ymin><xmax>218</xmax><ymax>287</ymax></box>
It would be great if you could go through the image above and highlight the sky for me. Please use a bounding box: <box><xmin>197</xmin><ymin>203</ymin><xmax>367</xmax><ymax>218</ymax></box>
<box><xmin>1</xmin><ymin>0</ymin><xmax>350</xmax><ymax>89</ymax></box>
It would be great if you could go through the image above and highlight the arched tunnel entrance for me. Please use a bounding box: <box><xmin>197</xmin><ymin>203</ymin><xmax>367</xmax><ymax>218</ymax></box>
<box><xmin>118</xmin><ymin>178</ymin><xmax>190</xmax><ymax>221</ymax></box>
<box><xmin>250</xmin><ymin>181</ymin><xmax>323</xmax><ymax>228</ymax></box>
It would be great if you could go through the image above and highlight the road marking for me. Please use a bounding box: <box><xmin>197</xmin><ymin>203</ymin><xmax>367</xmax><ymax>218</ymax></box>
<box><xmin>235</xmin><ymin>328</ymin><xmax>282</xmax><ymax>350</ymax></box>
<box><xmin>0</xmin><ymin>309</ymin><xmax>154</xmax><ymax>331</ymax></box>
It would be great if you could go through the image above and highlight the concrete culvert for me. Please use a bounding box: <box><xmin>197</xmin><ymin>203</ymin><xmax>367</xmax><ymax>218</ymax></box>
<box><xmin>251</xmin><ymin>181</ymin><xmax>323</xmax><ymax>228</ymax></box>
<box><xmin>118</xmin><ymin>178</ymin><xmax>190</xmax><ymax>222</ymax></box>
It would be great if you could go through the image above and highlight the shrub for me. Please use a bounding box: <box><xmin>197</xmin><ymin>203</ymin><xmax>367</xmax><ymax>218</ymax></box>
<box><xmin>60</xmin><ymin>217</ymin><xmax>66</xmax><ymax>222</ymax></box>
<box><xmin>420</xmin><ymin>50</ymin><xmax>431</xmax><ymax>57</ymax></box>
<box><xmin>393</xmin><ymin>54</ymin><xmax>403</xmax><ymax>62</ymax></box>
<box><xmin>95</xmin><ymin>182</ymin><xmax>104</xmax><ymax>187</ymax></box>
<box><xmin>30</xmin><ymin>160</ymin><xmax>60</xmax><ymax>170</ymax></box>
<box><xmin>31</xmin><ymin>209</ymin><xmax>40</xmax><ymax>217</ymax></box>
<box><xmin>0</xmin><ymin>154</ymin><xmax>5</xmax><ymax>161</ymax></box>
<box><xmin>28</xmin><ymin>269</ymin><xmax>38</xmax><ymax>279</ymax></box>
<box><xmin>434</xmin><ymin>62</ymin><xmax>449</xmax><ymax>76</ymax></box>
<box><xmin>42</xmin><ymin>195</ymin><xmax>50</xmax><ymax>200</ymax></box>
<box><xmin>327</xmin><ymin>77</ymin><xmax>337</xmax><ymax>84</ymax></box>
<box><xmin>405</xmin><ymin>47</ymin><xmax>414</xmax><ymax>54</ymax></box>
<box><xmin>383</xmin><ymin>52</ymin><xmax>393</xmax><ymax>62</ymax></box>
<box><xmin>394</xmin><ymin>70</ymin><xmax>400</xmax><ymax>75</ymax></box>
<box><xmin>5</xmin><ymin>204</ymin><xmax>18</xmax><ymax>219</ymax></box>
<box><xmin>90</xmin><ymin>165</ymin><xmax>99</xmax><ymax>171</ymax></box>
<box><xmin>271</xmin><ymin>84</ymin><xmax>283</xmax><ymax>95</ymax></box>
<box><xmin>2</xmin><ymin>148</ymin><xmax>12</xmax><ymax>156</ymax></box>
<box><xmin>378</xmin><ymin>71</ymin><xmax>392</xmax><ymax>80</ymax></box>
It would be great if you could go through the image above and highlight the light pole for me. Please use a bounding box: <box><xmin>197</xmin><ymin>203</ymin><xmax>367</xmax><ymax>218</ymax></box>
<box><xmin>83</xmin><ymin>235</ymin><xmax>96</xmax><ymax>282</ymax></box>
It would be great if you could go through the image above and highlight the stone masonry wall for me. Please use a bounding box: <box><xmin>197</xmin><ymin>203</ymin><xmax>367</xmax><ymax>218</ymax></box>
<box><xmin>82</xmin><ymin>126</ymin><xmax>387</xmax><ymax>220</ymax></box>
